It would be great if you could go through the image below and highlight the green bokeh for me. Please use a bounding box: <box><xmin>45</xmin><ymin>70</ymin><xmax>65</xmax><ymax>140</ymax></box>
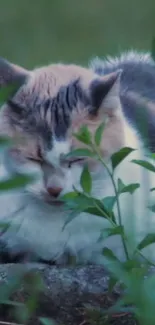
<box><xmin>0</xmin><ymin>0</ymin><xmax>155</xmax><ymax>68</ymax></box>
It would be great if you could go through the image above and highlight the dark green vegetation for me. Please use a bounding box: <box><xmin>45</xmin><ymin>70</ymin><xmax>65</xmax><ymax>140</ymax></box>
<box><xmin>1</xmin><ymin>0</ymin><xmax>155</xmax><ymax>68</ymax></box>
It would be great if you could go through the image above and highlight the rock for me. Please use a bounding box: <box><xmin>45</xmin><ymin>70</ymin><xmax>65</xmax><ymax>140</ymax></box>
<box><xmin>0</xmin><ymin>263</ymin><xmax>135</xmax><ymax>325</ymax></box>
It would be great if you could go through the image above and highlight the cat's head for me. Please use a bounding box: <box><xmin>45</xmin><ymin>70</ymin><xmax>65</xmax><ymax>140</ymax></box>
<box><xmin>0</xmin><ymin>57</ymin><xmax>125</xmax><ymax>203</ymax></box>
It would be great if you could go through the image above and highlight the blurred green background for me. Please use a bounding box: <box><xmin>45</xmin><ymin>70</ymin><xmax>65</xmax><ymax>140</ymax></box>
<box><xmin>0</xmin><ymin>0</ymin><xmax>155</xmax><ymax>69</ymax></box>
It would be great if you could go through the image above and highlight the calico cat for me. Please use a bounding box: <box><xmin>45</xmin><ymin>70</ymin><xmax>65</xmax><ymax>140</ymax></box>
<box><xmin>0</xmin><ymin>51</ymin><xmax>155</xmax><ymax>264</ymax></box>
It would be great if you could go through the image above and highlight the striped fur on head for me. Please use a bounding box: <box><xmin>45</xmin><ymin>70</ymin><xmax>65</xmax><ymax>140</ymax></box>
<box><xmin>0</xmin><ymin>58</ymin><xmax>123</xmax><ymax>200</ymax></box>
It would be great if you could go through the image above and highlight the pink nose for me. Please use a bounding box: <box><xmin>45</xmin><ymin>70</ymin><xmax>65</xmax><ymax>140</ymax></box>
<box><xmin>47</xmin><ymin>186</ymin><xmax>62</xmax><ymax>198</ymax></box>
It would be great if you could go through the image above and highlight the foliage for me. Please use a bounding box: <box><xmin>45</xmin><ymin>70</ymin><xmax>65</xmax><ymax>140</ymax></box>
<box><xmin>62</xmin><ymin>122</ymin><xmax>155</xmax><ymax>325</ymax></box>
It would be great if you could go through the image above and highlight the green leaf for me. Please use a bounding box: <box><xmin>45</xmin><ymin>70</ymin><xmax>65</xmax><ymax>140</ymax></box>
<box><xmin>102</xmin><ymin>196</ymin><xmax>116</xmax><ymax>211</ymax></box>
<box><xmin>101</xmin><ymin>196</ymin><xmax>116</xmax><ymax>223</ymax></box>
<box><xmin>117</xmin><ymin>178</ymin><xmax>125</xmax><ymax>192</ymax></box>
<box><xmin>73</xmin><ymin>125</ymin><xmax>92</xmax><ymax>145</ymax></box>
<box><xmin>85</xmin><ymin>197</ymin><xmax>115</xmax><ymax>221</ymax></box>
<box><xmin>101</xmin><ymin>197</ymin><xmax>116</xmax><ymax>223</ymax></box>
<box><xmin>40</xmin><ymin>317</ymin><xmax>56</xmax><ymax>325</ymax></box>
<box><xmin>123</xmin><ymin>259</ymin><xmax>142</xmax><ymax>272</ymax></box>
<box><xmin>108</xmin><ymin>298</ymin><xmax>134</xmax><ymax>315</ymax></box>
<box><xmin>132</xmin><ymin>159</ymin><xmax>155</xmax><ymax>173</ymax></box>
<box><xmin>117</xmin><ymin>179</ymin><xmax>140</xmax><ymax>195</ymax></box>
<box><xmin>99</xmin><ymin>226</ymin><xmax>124</xmax><ymax>241</ymax></box>
<box><xmin>150</xmin><ymin>187</ymin><xmax>155</xmax><ymax>192</ymax></box>
<box><xmin>0</xmin><ymin>82</ymin><xmax>21</xmax><ymax>105</ymax></box>
<box><xmin>62</xmin><ymin>191</ymin><xmax>115</xmax><ymax>222</ymax></box>
<box><xmin>61</xmin><ymin>191</ymin><xmax>78</xmax><ymax>200</ymax></box>
<box><xmin>102</xmin><ymin>247</ymin><xmax>119</xmax><ymax>261</ymax></box>
<box><xmin>94</xmin><ymin>122</ymin><xmax>105</xmax><ymax>146</ymax></box>
<box><xmin>0</xmin><ymin>300</ymin><xmax>24</xmax><ymax>307</ymax></box>
<box><xmin>0</xmin><ymin>135</ymin><xmax>12</xmax><ymax>147</ymax></box>
<box><xmin>80</xmin><ymin>164</ymin><xmax>92</xmax><ymax>193</ymax></box>
<box><xmin>0</xmin><ymin>269</ymin><xmax>25</xmax><ymax>302</ymax></box>
<box><xmin>0</xmin><ymin>174</ymin><xmax>34</xmax><ymax>191</ymax></box>
<box><xmin>61</xmin><ymin>189</ymin><xmax>116</xmax><ymax>223</ymax></box>
<box><xmin>137</xmin><ymin>233</ymin><xmax>155</xmax><ymax>251</ymax></box>
<box><xmin>107</xmin><ymin>225</ymin><xmax>124</xmax><ymax>236</ymax></box>
<box><xmin>111</xmin><ymin>147</ymin><xmax>135</xmax><ymax>170</ymax></box>
<box><xmin>83</xmin><ymin>206</ymin><xmax>109</xmax><ymax>218</ymax></box>
<box><xmin>25</xmin><ymin>296</ymin><xmax>38</xmax><ymax>319</ymax></box>
<box><xmin>121</xmin><ymin>183</ymin><xmax>140</xmax><ymax>194</ymax></box>
<box><xmin>65</xmin><ymin>148</ymin><xmax>94</xmax><ymax>159</ymax></box>
<box><xmin>64</xmin><ymin>191</ymin><xmax>92</xmax><ymax>210</ymax></box>
<box><xmin>85</xmin><ymin>202</ymin><xmax>116</xmax><ymax>224</ymax></box>
<box><xmin>23</xmin><ymin>271</ymin><xmax>44</xmax><ymax>292</ymax></box>
<box><xmin>15</xmin><ymin>304</ymin><xmax>30</xmax><ymax>323</ymax></box>
<box><xmin>102</xmin><ymin>254</ymin><xmax>130</xmax><ymax>285</ymax></box>
<box><xmin>0</xmin><ymin>221</ymin><xmax>10</xmax><ymax>231</ymax></box>
<box><xmin>151</xmin><ymin>153</ymin><xmax>155</xmax><ymax>160</ymax></box>
<box><xmin>108</xmin><ymin>276</ymin><xmax>118</xmax><ymax>293</ymax></box>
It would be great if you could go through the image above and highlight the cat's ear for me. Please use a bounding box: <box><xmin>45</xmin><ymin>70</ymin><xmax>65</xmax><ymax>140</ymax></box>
<box><xmin>90</xmin><ymin>70</ymin><xmax>122</xmax><ymax>117</ymax></box>
<box><xmin>0</xmin><ymin>58</ymin><xmax>30</xmax><ymax>117</ymax></box>
<box><xmin>0</xmin><ymin>57</ymin><xmax>30</xmax><ymax>87</ymax></box>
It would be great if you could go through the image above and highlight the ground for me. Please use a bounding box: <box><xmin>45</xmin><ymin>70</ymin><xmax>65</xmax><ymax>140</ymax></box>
<box><xmin>0</xmin><ymin>290</ymin><xmax>137</xmax><ymax>325</ymax></box>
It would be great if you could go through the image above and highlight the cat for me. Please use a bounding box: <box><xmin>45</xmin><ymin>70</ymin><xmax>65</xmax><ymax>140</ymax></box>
<box><xmin>0</xmin><ymin>51</ymin><xmax>154</xmax><ymax>264</ymax></box>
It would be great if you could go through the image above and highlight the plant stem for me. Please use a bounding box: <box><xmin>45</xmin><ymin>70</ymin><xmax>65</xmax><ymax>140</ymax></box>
<box><xmin>93</xmin><ymin>146</ymin><xmax>130</xmax><ymax>260</ymax></box>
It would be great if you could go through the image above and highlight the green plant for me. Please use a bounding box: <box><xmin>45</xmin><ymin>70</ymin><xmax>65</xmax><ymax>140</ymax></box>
<box><xmin>61</xmin><ymin>123</ymin><xmax>155</xmax><ymax>325</ymax></box>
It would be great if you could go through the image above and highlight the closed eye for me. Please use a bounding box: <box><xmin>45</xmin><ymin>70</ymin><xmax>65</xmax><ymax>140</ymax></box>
<box><xmin>27</xmin><ymin>147</ymin><xmax>43</xmax><ymax>164</ymax></box>
<box><xmin>27</xmin><ymin>157</ymin><xmax>42</xmax><ymax>164</ymax></box>
<box><xmin>68</xmin><ymin>158</ymin><xmax>85</xmax><ymax>167</ymax></box>
<box><xmin>28</xmin><ymin>157</ymin><xmax>41</xmax><ymax>162</ymax></box>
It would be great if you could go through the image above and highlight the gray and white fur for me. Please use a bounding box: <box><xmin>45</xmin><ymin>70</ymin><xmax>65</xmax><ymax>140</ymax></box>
<box><xmin>0</xmin><ymin>51</ymin><xmax>154</xmax><ymax>264</ymax></box>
